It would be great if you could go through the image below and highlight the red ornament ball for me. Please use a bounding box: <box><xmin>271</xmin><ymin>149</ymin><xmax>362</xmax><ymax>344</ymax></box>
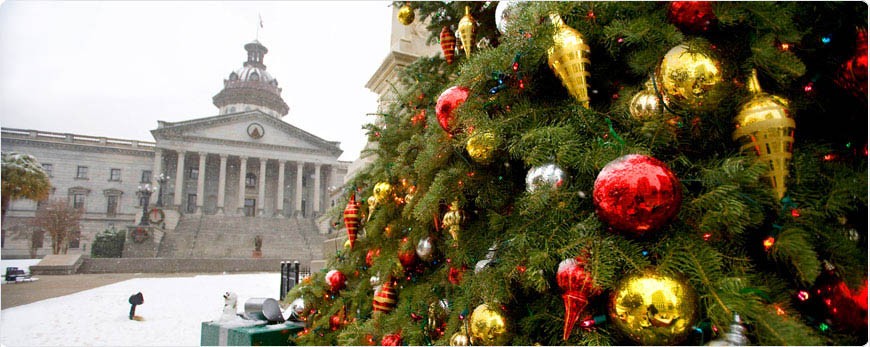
<box><xmin>815</xmin><ymin>276</ymin><xmax>868</xmax><ymax>331</ymax></box>
<box><xmin>668</xmin><ymin>1</ymin><xmax>716</xmax><ymax>33</ymax></box>
<box><xmin>557</xmin><ymin>257</ymin><xmax>600</xmax><ymax>340</ymax></box>
<box><xmin>381</xmin><ymin>333</ymin><xmax>403</xmax><ymax>346</ymax></box>
<box><xmin>836</xmin><ymin>28</ymin><xmax>868</xmax><ymax>98</ymax></box>
<box><xmin>448</xmin><ymin>265</ymin><xmax>466</xmax><ymax>285</ymax></box>
<box><xmin>398</xmin><ymin>248</ymin><xmax>417</xmax><ymax>270</ymax></box>
<box><xmin>366</xmin><ymin>248</ymin><xmax>381</xmax><ymax>267</ymax></box>
<box><xmin>435</xmin><ymin>86</ymin><xmax>470</xmax><ymax>133</ymax></box>
<box><xmin>325</xmin><ymin>269</ymin><xmax>347</xmax><ymax>292</ymax></box>
<box><xmin>593</xmin><ymin>154</ymin><xmax>682</xmax><ymax>236</ymax></box>
<box><xmin>329</xmin><ymin>313</ymin><xmax>343</xmax><ymax>331</ymax></box>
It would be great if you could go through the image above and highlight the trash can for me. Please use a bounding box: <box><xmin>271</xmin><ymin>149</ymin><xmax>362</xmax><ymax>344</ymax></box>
<box><xmin>243</xmin><ymin>298</ymin><xmax>285</xmax><ymax>323</ymax></box>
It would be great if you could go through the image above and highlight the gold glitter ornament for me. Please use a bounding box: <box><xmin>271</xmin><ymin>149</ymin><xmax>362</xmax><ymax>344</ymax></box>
<box><xmin>630</xmin><ymin>77</ymin><xmax>665</xmax><ymax>119</ymax></box>
<box><xmin>733</xmin><ymin>69</ymin><xmax>794</xmax><ymax>200</ymax></box>
<box><xmin>608</xmin><ymin>270</ymin><xmax>698</xmax><ymax>345</ymax></box>
<box><xmin>466</xmin><ymin>131</ymin><xmax>499</xmax><ymax>164</ymax></box>
<box><xmin>373</xmin><ymin>182</ymin><xmax>392</xmax><ymax>204</ymax></box>
<box><xmin>656</xmin><ymin>43</ymin><xmax>725</xmax><ymax>113</ymax></box>
<box><xmin>397</xmin><ymin>3</ymin><xmax>414</xmax><ymax>26</ymax></box>
<box><xmin>442</xmin><ymin>201</ymin><xmax>464</xmax><ymax>244</ymax></box>
<box><xmin>457</xmin><ymin>6</ymin><xmax>477</xmax><ymax>57</ymax></box>
<box><xmin>469</xmin><ymin>304</ymin><xmax>509</xmax><ymax>345</ymax></box>
<box><xmin>449</xmin><ymin>331</ymin><xmax>471</xmax><ymax>346</ymax></box>
<box><xmin>547</xmin><ymin>13</ymin><xmax>591</xmax><ymax>108</ymax></box>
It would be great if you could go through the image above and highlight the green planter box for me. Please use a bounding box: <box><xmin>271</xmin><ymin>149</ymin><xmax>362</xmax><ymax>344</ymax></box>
<box><xmin>201</xmin><ymin>321</ymin><xmax>305</xmax><ymax>346</ymax></box>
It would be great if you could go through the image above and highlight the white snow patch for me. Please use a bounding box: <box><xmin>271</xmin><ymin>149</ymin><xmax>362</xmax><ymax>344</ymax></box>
<box><xmin>0</xmin><ymin>273</ymin><xmax>283</xmax><ymax>346</ymax></box>
<box><xmin>1</xmin><ymin>259</ymin><xmax>41</xmax><ymax>275</ymax></box>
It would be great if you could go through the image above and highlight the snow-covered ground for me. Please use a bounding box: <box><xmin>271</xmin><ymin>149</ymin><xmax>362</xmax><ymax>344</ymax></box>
<box><xmin>0</xmin><ymin>273</ymin><xmax>283</xmax><ymax>346</ymax></box>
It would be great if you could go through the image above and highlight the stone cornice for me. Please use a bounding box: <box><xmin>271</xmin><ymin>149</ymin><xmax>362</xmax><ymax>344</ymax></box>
<box><xmin>365</xmin><ymin>50</ymin><xmax>420</xmax><ymax>95</ymax></box>
<box><xmin>152</xmin><ymin>111</ymin><xmax>341</xmax><ymax>154</ymax></box>
<box><xmin>158</xmin><ymin>134</ymin><xmax>341</xmax><ymax>157</ymax></box>
<box><xmin>1</xmin><ymin>137</ymin><xmax>155</xmax><ymax>157</ymax></box>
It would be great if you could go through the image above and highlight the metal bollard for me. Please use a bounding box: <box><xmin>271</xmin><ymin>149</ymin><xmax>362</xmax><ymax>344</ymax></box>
<box><xmin>279</xmin><ymin>261</ymin><xmax>287</xmax><ymax>300</ymax></box>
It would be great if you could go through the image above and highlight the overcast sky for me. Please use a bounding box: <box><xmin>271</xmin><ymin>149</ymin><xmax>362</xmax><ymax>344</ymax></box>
<box><xmin>0</xmin><ymin>1</ymin><xmax>393</xmax><ymax>161</ymax></box>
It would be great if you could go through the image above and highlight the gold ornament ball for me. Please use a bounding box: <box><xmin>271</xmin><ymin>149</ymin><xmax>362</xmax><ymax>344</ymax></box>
<box><xmin>630</xmin><ymin>78</ymin><xmax>665</xmax><ymax>119</ymax></box>
<box><xmin>608</xmin><ymin>270</ymin><xmax>698</xmax><ymax>345</ymax></box>
<box><xmin>656</xmin><ymin>43</ymin><xmax>725</xmax><ymax>113</ymax></box>
<box><xmin>397</xmin><ymin>3</ymin><xmax>414</xmax><ymax>26</ymax></box>
<box><xmin>547</xmin><ymin>13</ymin><xmax>592</xmax><ymax>108</ymax></box>
<box><xmin>373</xmin><ymin>182</ymin><xmax>392</xmax><ymax>204</ymax></box>
<box><xmin>733</xmin><ymin>69</ymin><xmax>794</xmax><ymax>200</ymax></box>
<box><xmin>469</xmin><ymin>304</ymin><xmax>509</xmax><ymax>345</ymax></box>
<box><xmin>449</xmin><ymin>331</ymin><xmax>471</xmax><ymax>346</ymax></box>
<box><xmin>466</xmin><ymin>132</ymin><xmax>499</xmax><ymax>164</ymax></box>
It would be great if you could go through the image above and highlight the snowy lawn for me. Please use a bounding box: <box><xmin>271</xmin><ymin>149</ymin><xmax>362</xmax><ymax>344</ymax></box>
<box><xmin>1</xmin><ymin>273</ymin><xmax>283</xmax><ymax>346</ymax></box>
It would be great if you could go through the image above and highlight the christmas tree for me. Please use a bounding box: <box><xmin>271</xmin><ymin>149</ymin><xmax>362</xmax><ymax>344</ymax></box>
<box><xmin>285</xmin><ymin>2</ymin><xmax>867</xmax><ymax>345</ymax></box>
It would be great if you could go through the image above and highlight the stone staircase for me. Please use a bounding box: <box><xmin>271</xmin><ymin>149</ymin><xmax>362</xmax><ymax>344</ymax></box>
<box><xmin>157</xmin><ymin>215</ymin><xmax>327</xmax><ymax>263</ymax></box>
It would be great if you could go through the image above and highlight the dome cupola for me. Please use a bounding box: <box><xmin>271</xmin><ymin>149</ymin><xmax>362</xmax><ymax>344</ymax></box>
<box><xmin>212</xmin><ymin>40</ymin><xmax>289</xmax><ymax>118</ymax></box>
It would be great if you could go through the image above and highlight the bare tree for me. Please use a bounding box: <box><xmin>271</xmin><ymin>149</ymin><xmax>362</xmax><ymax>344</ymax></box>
<box><xmin>31</xmin><ymin>199</ymin><xmax>81</xmax><ymax>255</ymax></box>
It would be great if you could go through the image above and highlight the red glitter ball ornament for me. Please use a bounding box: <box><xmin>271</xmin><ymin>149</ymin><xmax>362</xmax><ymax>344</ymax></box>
<box><xmin>325</xmin><ymin>270</ymin><xmax>347</xmax><ymax>292</ymax></box>
<box><xmin>398</xmin><ymin>248</ymin><xmax>417</xmax><ymax>270</ymax></box>
<box><xmin>435</xmin><ymin>86</ymin><xmax>470</xmax><ymax>133</ymax></box>
<box><xmin>448</xmin><ymin>265</ymin><xmax>466</xmax><ymax>284</ymax></box>
<box><xmin>557</xmin><ymin>257</ymin><xmax>600</xmax><ymax>340</ymax></box>
<box><xmin>815</xmin><ymin>275</ymin><xmax>868</xmax><ymax>332</ymax></box>
<box><xmin>329</xmin><ymin>313</ymin><xmax>343</xmax><ymax>331</ymax></box>
<box><xmin>366</xmin><ymin>248</ymin><xmax>381</xmax><ymax>267</ymax></box>
<box><xmin>593</xmin><ymin>154</ymin><xmax>682</xmax><ymax>236</ymax></box>
<box><xmin>668</xmin><ymin>1</ymin><xmax>716</xmax><ymax>33</ymax></box>
<box><xmin>381</xmin><ymin>333</ymin><xmax>403</xmax><ymax>346</ymax></box>
<box><xmin>836</xmin><ymin>28</ymin><xmax>868</xmax><ymax>98</ymax></box>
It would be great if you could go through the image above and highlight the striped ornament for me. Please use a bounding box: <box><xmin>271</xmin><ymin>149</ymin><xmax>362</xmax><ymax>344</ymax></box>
<box><xmin>343</xmin><ymin>194</ymin><xmax>360</xmax><ymax>249</ymax></box>
<box><xmin>372</xmin><ymin>280</ymin><xmax>398</xmax><ymax>314</ymax></box>
<box><xmin>440</xmin><ymin>26</ymin><xmax>456</xmax><ymax>64</ymax></box>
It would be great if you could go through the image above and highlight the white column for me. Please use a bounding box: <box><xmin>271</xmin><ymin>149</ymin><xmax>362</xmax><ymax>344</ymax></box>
<box><xmin>294</xmin><ymin>162</ymin><xmax>304</xmax><ymax>216</ymax></box>
<box><xmin>173</xmin><ymin>150</ymin><xmax>186</xmax><ymax>207</ymax></box>
<box><xmin>195</xmin><ymin>152</ymin><xmax>207</xmax><ymax>214</ymax></box>
<box><xmin>276</xmin><ymin>160</ymin><xmax>286</xmax><ymax>217</ymax></box>
<box><xmin>238</xmin><ymin>156</ymin><xmax>248</xmax><ymax>215</ymax></box>
<box><xmin>313</xmin><ymin>163</ymin><xmax>322</xmax><ymax>216</ymax></box>
<box><xmin>151</xmin><ymin>149</ymin><xmax>163</xmax><ymax>188</ymax></box>
<box><xmin>217</xmin><ymin>154</ymin><xmax>228</xmax><ymax>214</ymax></box>
<box><xmin>257</xmin><ymin>158</ymin><xmax>267</xmax><ymax>216</ymax></box>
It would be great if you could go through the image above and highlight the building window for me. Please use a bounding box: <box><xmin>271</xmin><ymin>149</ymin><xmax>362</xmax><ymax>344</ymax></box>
<box><xmin>244</xmin><ymin>199</ymin><xmax>256</xmax><ymax>217</ymax></box>
<box><xmin>187</xmin><ymin>194</ymin><xmax>197</xmax><ymax>213</ymax></box>
<box><xmin>301</xmin><ymin>199</ymin><xmax>306</xmax><ymax>217</ymax></box>
<box><xmin>141</xmin><ymin>170</ymin><xmax>152</xmax><ymax>183</ymax></box>
<box><xmin>106</xmin><ymin>195</ymin><xmax>119</xmax><ymax>217</ymax></box>
<box><xmin>76</xmin><ymin>166</ymin><xmax>88</xmax><ymax>179</ymax></box>
<box><xmin>229</xmin><ymin>106</ymin><xmax>236</xmax><ymax>113</ymax></box>
<box><xmin>302</xmin><ymin>175</ymin><xmax>308</xmax><ymax>187</ymax></box>
<box><xmin>189</xmin><ymin>167</ymin><xmax>199</xmax><ymax>180</ymax></box>
<box><xmin>246</xmin><ymin>173</ymin><xmax>257</xmax><ymax>188</ymax></box>
<box><xmin>68</xmin><ymin>229</ymin><xmax>81</xmax><ymax>249</ymax></box>
<box><xmin>72</xmin><ymin>194</ymin><xmax>85</xmax><ymax>209</ymax></box>
<box><xmin>42</xmin><ymin>163</ymin><xmax>53</xmax><ymax>177</ymax></box>
<box><xmin>250</xmin><ymin>72</ymin><xmax>260</xmax><ymax>81</ymax></box>
<box><xmin>109</xmin><ymin>168</ymin><xmax>121</xmax><ymax>181</ymax></box>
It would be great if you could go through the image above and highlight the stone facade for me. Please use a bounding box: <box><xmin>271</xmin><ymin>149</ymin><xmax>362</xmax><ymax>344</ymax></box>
<box><xmin>1</xmin><ymin>41</ymin><xmax>348</xmax><ymax>260</ymax></box>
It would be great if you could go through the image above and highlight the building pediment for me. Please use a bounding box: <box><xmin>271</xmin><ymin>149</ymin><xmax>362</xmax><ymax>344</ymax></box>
<box><xmin>151</xmin><ymin>111</ymin><xmax>341</xmax><ymax>156</ymax></box>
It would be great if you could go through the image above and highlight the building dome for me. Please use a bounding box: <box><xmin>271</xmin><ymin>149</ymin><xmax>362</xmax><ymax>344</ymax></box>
<box><xmin>213</xmin><ymin>40</ymin><xmax>289</xmax><ymax>117</ymax></box>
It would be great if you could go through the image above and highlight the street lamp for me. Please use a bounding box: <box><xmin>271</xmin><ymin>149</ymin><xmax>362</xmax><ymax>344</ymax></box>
<box><xmin>136</xmin><ymin>184</ymin><xmax>156</xmax><ymax>226</ymax></box>
<box><xmin>155</xmin><ymin>173</ymin><xmax>170</xmax><ymax>207</ymax></box>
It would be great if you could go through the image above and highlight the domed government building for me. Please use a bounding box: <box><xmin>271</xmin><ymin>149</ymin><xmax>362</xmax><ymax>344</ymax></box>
<box><xmin>1</xmin><ymin>41</ymin><xmax>349</xmax><ymax>267</ymax></box>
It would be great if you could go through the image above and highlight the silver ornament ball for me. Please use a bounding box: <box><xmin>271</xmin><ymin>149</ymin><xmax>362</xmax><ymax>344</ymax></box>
<box><xmin>525</xmin><ymin>163</ymin><xmax>566</xmax><ymax>192</ymax></box>
<box><xmin>416</xmin><ymin>236</ymin><xmax>436</xmax><ymax>262</ymax></box>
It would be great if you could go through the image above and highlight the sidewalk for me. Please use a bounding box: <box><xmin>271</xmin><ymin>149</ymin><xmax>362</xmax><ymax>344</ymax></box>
<box><xmin>1</xmin><ymin>273</ymin><xmax>201</xmax><ymax>309</ymax></box>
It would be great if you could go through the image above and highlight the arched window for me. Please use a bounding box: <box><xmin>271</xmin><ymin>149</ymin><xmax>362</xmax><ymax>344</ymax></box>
<box><xmin>229</xmin><ymin>106</ymin><xmax>236</xmax><ymax>113</ymax></box>
<box><xmin>229</xmin><ymin>72</ymin><xmax>238</xmax><ymax>81</ymax></box>
<box><xmin>249</xmin><ymin>72</ymin><xmax>260</xmax><ymax>81</ymax></box>
<box><xmin>246</xmin><ymin>173</ymin><xmax>257</xmax><ymax>188</ymax></box>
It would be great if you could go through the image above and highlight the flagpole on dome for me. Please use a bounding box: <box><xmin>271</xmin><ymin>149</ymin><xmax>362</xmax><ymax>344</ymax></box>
<box><xmin>256</xmin><ymin>13</ymin><xmax>264</xmax><ymax>40</ymax></box>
